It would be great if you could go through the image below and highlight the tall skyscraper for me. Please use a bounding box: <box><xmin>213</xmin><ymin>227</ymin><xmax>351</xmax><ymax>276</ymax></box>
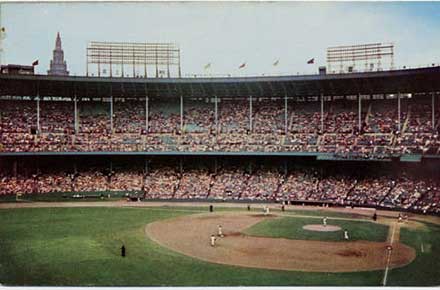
<box><xmin>47</xmin><ymin>32</ymin><xmax>69</xmax><ymax>76</ymax></box>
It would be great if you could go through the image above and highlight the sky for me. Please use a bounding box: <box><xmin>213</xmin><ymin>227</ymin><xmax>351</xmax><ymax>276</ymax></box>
<box><xmin>1</xmin><ymin>1</ymin><xmax>440</xmax><ymax>77</ymax></box>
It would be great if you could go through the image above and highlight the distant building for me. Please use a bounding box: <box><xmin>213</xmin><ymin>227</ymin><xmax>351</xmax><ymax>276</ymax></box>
<box><xmin>47</xmin><ymin>32</ymin><xmax>69</xmax><ymax>76</ymax></box>
<box><xmin>1</xmin><ymin>64</ymin><xmax>34</xmax><ymax>75</ymax></box>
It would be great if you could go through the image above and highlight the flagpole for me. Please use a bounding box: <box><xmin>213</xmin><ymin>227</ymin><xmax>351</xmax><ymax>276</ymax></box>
<box><xmin>0</xmin><ymin>4</ymin><xmax>5</xmax><ymax>66</ymax></box>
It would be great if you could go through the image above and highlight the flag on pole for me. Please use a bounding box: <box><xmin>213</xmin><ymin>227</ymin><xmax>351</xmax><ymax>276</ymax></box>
<box><xmin>273</xmin><ymin>60</ymin><xmax>279</xmax><ymax>66</ymax></box>
<box><xmin>0</xmin><ymin>27</ymin><xmax>6</xmax><ymax>40</ymax></box>
<box><xmin>32</xmin><ymin>60</ymin><xmax>39</xmax><ymax>66</ymax></box>
<box><xmin>307</xmin><ymin>58</ymin><xmax>315</xmax><ymax>64</ymax></box>
<box><xmin>239</xmin><ymin>62</ymin><xmax>246</xmax><ymax>69</ymax></box>
<box><xmin>204</xmin><ymin>63</ymin><xmax>211</xmax><ymax>70</ymax></box>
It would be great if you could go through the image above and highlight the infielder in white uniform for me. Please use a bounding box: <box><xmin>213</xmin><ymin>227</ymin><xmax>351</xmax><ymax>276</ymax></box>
<box><xmin>210</xmin><ymin>234</ymin><xmax>216</xmax><ymax>247</ymax></box>
<box><xmin>343</xmin><ymin>229</ymin><xmax>349</xmax><ymax>240</ymax></box>
<box><xmin>218</xmin><ymin>225</ymin><xmax>224</xmax><ymax>237</ymax></box>
<box><xmin>323</xmin><ymin>216</ymin><xmax>328</xmax><ymax>227</ymax></box>
<box><xmin>264</xmin><ymin>206</ymin><xmax>270</xmax><ymax>216</ymax></box>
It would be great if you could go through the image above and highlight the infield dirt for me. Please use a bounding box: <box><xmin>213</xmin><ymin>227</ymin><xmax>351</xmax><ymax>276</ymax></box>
<box><xmin>145</xmin><ymin>212</ymin><xmax>416</xmax><ymax>272</ymax></box>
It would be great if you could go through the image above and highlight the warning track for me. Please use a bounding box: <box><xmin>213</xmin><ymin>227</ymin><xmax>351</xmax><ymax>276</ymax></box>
<box><xmin>145</xmin><ymin>211</ymin><xmax>416</xmax><ymax>273</ymax></box>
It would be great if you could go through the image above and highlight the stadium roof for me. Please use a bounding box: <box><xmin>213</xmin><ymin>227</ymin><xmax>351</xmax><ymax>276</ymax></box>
<box><xmin>1</xmin><ymin>66</ymin><xmax>440</xmax><ymax>99</ymax></box>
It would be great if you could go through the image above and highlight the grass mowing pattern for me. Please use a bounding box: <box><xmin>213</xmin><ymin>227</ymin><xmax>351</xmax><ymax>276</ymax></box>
<box><xmin>245</xmin><ymin>216</ymin><xmax>389</xmax><ymax>242</ymax></box>
<box><xmin>387</xmin><ymin>222</ymin><xmax>440</xmax><ymax>286</ymax></box>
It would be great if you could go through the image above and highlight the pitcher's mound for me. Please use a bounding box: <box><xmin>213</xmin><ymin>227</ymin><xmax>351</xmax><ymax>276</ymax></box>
<box><xmin>303</xmin><ymin>224</ymin><xmax>342</xmax><ymax>232</ymax></box>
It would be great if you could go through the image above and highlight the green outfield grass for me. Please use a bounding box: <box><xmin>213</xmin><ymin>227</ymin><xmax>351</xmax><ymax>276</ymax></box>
<box><xmin>386</xmin><ymin>222</ymin><xmax>440</xmax><ymax>286</ymax></box>
<box><xmin>0</xmin><ymin>206</ymin><xmax>438</xmax><ymax>286</ymax></box>
<box><xmin>244</xmin><ymin>216</ymin><xmax>389</xmax><ymax>242</ymax></box>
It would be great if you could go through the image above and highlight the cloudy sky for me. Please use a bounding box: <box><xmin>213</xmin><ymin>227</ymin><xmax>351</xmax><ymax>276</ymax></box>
<box><xmin>2</xmin><ymin>1</ymin><xmax>440</xmax><ymax>77</ymax></box>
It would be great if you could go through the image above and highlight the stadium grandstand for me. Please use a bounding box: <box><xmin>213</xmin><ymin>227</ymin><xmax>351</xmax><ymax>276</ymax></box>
<box><xmin>0</xmin><ymin>65</ymin><xmax>440</xmax><ymax>214</ymax></box>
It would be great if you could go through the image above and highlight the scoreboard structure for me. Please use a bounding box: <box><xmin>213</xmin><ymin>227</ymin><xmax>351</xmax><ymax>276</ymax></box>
<box><xmin>327</xmin><ymin>43</ymin><xmax>394</xmax><ymax>74</ymax></box>
<box><xmin>86</xmin><ymin>41</ymin><xmax>181</xmax><ymax>78</ymax></box>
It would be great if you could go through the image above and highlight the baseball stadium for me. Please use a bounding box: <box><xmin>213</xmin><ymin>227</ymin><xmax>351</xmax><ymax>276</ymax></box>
<box><xmin>0</xmin><ymin>2</ymin><xmax>440</xmax><ymax>287</ymax></box>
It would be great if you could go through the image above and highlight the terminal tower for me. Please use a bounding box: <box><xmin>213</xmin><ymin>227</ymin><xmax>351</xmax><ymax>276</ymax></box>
<box><xmin>47</xmin><ymin>32</ymin><xmax>69</xmax><ymax>76</ymax></box>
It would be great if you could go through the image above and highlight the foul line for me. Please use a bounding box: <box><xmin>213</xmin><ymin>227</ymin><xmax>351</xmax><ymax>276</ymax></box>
<box><xmin>382</xmin><ymin>222</ymin><xmax>397</xmax><ymax>286</ymax></box>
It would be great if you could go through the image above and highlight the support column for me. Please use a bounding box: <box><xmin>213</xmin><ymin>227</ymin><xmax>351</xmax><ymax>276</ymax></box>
<box><xmin>36</xmin><ymin>95</ymin><xmax>41</xmax><ymax>134</ymax></box>
<box><xmin>74</xmin><ymin>95</ymin><xmax>78</xmax><ymax>134</ymax></box>
<box><xmin>358</xmin><ymin>93</ymin><xmax>362</xmax><ymax>131</ymax></box>
<box><xmin>249</xmin><ymin>95</ymin><xmax>253</xmax><ymax>132</ymax></box>
<box><xmin>214</xmin><ymin>95</ymin><xmax>218</xmax><ymax>134</ymax></box>
<box><xmin>397</xmin><ymin>92</ymin><xmax>401</xmax><ymax>132</ymax></box>
<box><xmin>320</xmin><ymin>93</ymin><xmax>324</xmax><ymax>133</ymax></box>
<box><xmin>110</xmin><ymin>95</ymin><xmax>114</xmax><ymax>133</ymax></box>
<box><xmin>284</xmin><ymin>94</ymin><xmax>288</xmax><ymax>135</ymax></box>
<box><xmin>432</xmin><ymin>92</ymin><xmax>435</xmax><ymax>130</ymax></box>
<box><xmin>145</xmin><ymin>96</ymin><xmax>149</xmax><ymax>133</ymax></box>
<box><xmin>144</xmin><ymin>158</ymin><xmax>149</xmax><ymax>174</ymax></box>
<box><xmin>180</xmin><ymin>95</ymin><xmax>184</xmax><ymax>133</ymax></box>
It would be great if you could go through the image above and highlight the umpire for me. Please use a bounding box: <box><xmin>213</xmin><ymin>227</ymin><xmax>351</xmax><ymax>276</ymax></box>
<box><xmin>121</xmin><ymin>245</ymin><xmax>126</xmax><ymax>257</ymax></box>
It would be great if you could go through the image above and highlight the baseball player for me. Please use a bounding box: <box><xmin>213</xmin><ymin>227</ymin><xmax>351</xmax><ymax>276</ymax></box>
<box><xmin>398</xmin><ymin>213</ymin><xmax>403</xmax><ymax>223</ymax></box>
<box><xmin>218</xmin><ymin>225</ymin><xmax>224</xmax><ymax>237</ymax></box>
<box><xmin>323</xmin><ymin>216</ymin><xmax>328</xmax><ymax>227</ymax></box>
<box><xmin>265</xmin><ymin>206</ymin><xmax>270</xmax><ymax>216</ymax></box>
<box><xmin>343</xmin><ymin>229</ymin><xmax>349</xmax><ymax>240</ymax></box>
<box><xmin>210</xmin><ymin>234</ymin><xmax>216</xmax><ymax>247</ymax></box>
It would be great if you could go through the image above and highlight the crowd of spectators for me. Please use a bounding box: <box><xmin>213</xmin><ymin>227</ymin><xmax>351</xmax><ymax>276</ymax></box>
<box><xmin>2</xmin><ymin>165</ymin><xmax>438</xmax><ymax>214</ymax></box>
<box><xmin>1</xmin><ymin>99</ymin><xmax>439</xmax><ymax>156</ymax></box>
